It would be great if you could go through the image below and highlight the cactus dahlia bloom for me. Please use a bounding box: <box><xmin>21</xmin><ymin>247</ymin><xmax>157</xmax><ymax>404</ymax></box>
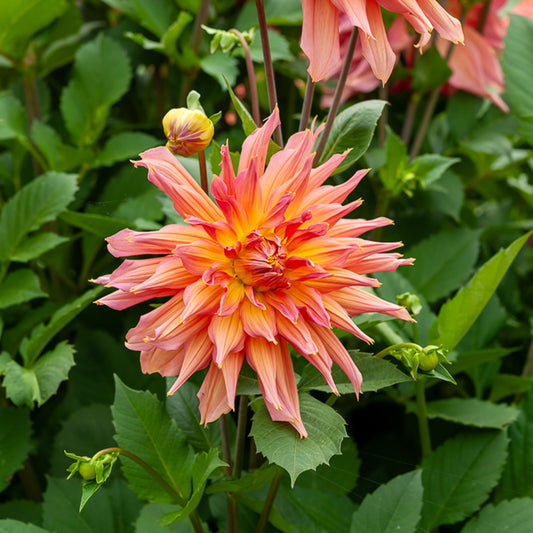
<box><xmin>93</xmin><ymin>108</ymin><xmax>412</xmax><ymax>437</ymax></box>
<box><xmin>301</xmin><ymin>0</ymin><xmax>464</xmax><ymax>83</ymax></box>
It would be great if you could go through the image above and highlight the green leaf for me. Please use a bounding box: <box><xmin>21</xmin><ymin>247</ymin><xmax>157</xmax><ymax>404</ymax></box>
<box><xmin>135</xmin><ymin>503</ymin><xmax>200</xmax><ymax>532</ymax></box>
<box><xmin>497</xmin><ymin>387</ymin><xmax>533</xmax><ymax>499</ymax></box>
<box><xmin>0</xmin><ymin>520</ymin><xmax>48</xmax><ymax>532</ymax></box>
<box><xmin>320</xmin><ymin>100</ymin><xmax>387</xmax><ymax>173</ymax></box>
<box><xmin>419</xmin><ymin>170</ymin><xmax>464</xmax><ymax>222</ymax></box>
<box><xmin>0</xmin><ymin>0</ymin><xmax>68</xmax><ymax>60</ymax></box>
<box><xmin>412</xmin><ymin>46</ymin><xmax>452</xmax><ymax>91</ymax></box>
<box><xmin>11</xmin><ymin>233</ymin><xmax>69</xmax><ymax>262</ymax></box>
<box><xmin>226</xmin><ymin>80</ymin><xmax>257</xmax><ymax>136</ymax></box>
<box><xmin>43</xmin><ymin>477</ymin><xmax>139</xmax><ymax>532</ymax></box>
<box><xmin>298</xmin><ymin>351</ymin><xmax>411</xmax><ymax>394</ymax></box>
<box><xmin>490</xmin><ymin>374</ymin><xmax>533</xmax><ymax>403</ymax></box>
<box><xmin>166</xmin><ymin>380</ymin><xmax>219</xmax><ymax>453</ymax></box>
<box><xmin>111</xmin><ymin>376</ymin><xmax>195</xmax><ymax>504</ymax></box>
<box><xmin>429</xmin><ymin>230</ymin><xmax>532</xmax><ymax>351</ymax></box>
<box><xmin>2</xmin><ymin>341</ymin><xmax>75</xmax><ymax>407</ymax></box>
<box><xmin>425</xmin><ymin>398</ymin><xmax>519</xmax><ymax>429</ymax></box>
<box><xmin>420</xmin><ymin>431</ymin><xmax>508</xmax><ymax>530</ymax></box>
<box><xmin>101</xmin><ymin>0</ymin><xmax>179</xmax><ymax>39</ymax></box>
<box><xmin>60</xmin><ymin>34</ymin><xmax>131</xmax><ymax>145</ymax></box>
<box><xmin>0</xmin><ymin>93</ymin><xmax>27</xmax><ymax>141</ymax></box>
<box><xmin>207</xmin><ymin>464</ymin><xmax>277</xmax><ymax>495</ymax></box>
<box><xmin>245</xmin><ymin>30</ymin><xmax>293</xmax><ymax>63</ymax></box>
<box><xmin>200</xmin><ymin>53</ymin><xmax>238</xmax><ymax>90</ymax></box>
<box><xmin>503</xmin><ymin>15</ymin><xmax>533</xmax><ymax>143</ymax></box>
<box><xmin>0</xmin><ymin>172</ymin><xmax>78</xmax><ymax>262</ymax></box>
<box><xmin>250</xmin><ymin>393</ymin><xmax>347</xmax><ymax>486</ymax></box>
<box><xmin>403</xmin><ymin>228</ymin><xmax>479</xmax><ymax>303</ymax></box>
<box><xmin>160</xmin><ymin>449</ymin><xmax>227</xmax><ymax>524</ymax></box>
<box><xmin>59</xmin><ymin>210</ymin><xmax>131</xmax><ymax>238</ymax></box>
<box><xmin>411</xmin><ymin>154</ymin><xmax>459</xmax><ymax>187</ymax></box>
<box><xmin>0</xmin><ymin>270</ymin><xmax>46</xmax><ymax>309</ymax></box>
<box><xmin>95</xmin><ymin>132</ymin><xmax>160</xmax><ymax>168</ymax></box>
<box><xmin>350</xmin><ymin>470</ymin><xmax>423</xmax><ymax>533</ymax></box>
<box><xmin>21</xmin><ymin>286</ymin><xmax>104</xmax><ymax>365</ymax></box>
<box><xmin>461</xmin><ymin>498</ymin><xmax>533</xmax><ymax>533</ymax></box>
<box><xmin>0</xmin><ymin>407</ymin><xmax>32</xmax><ymax>493</ymax></box>
<box><xmin>451</xmin><ymin>347</ymin><xmax>516</xmax><ymax>375</ymax></box>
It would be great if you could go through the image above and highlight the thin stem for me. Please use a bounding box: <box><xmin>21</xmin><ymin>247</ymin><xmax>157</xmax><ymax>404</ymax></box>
<box><xmin>255</xmin><ymin>0</ymin><xmax>283</xmax><ymax>146</ymax></box>
<box><xmin>378</xmin><ymin>84</ymin><xmax>389</xmax><ymax>147</ymax></box>
<box><xmin>230</xmin><ymin>29</ymin><xmax>261</xmax><ymax>126</ymax></box>
<box><xmin>220</xmin><ymin>415</ymin><xmax>233</xmax><ymax>476</ymax></box>
<box><xmin>191</xmin><ymin>0</ymin><xmax>210</xmax><ymax>54</ymax></box>
<box><xmin>299</xmin><ymin>74</ymin><xmax>315</xmax><ymax>131</ymax></box>
<box><xmin>198</xmin><ymin>150</ymin><xmax>208</xmax><ymax>194</ymax></box>
<box><xmin>400</xmin><ymin>93</ymin><xmax>419</xmax><ymax>146</ymax></box>
<box><xmin>232</xmin><ymin>395</ymin><xmax>249</xmax><ymax>479</ymax></box>
<box><xmin>374</xmin><ymin>342</ymin><xmax>422</xmax><ymax>359</ymax></box>
<box><xmin>256</xmin><ymin>468</ymin><xmax>284</xmax><ymax>533</ymax></box>
<box><xmin>415</xmin><ymin>381</ymin><xmax>432</xmax><ymax>458</ymax></box>
<box><xmin>314</xmin><ymin>27</ymin><xmax>358</xmax><ymax>165</ymax></box>
<box><xmin>476</xmin><ymin>0</ymin><xmax>493</xmax><ymax>34</ymax></box>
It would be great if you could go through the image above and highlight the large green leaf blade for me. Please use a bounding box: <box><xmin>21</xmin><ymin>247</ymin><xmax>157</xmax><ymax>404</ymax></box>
<box><xmin>320</xmin><ymin>100</ymin><xmax>386</xmax><ymax>173</ymax></box>
<box><xmin>350</xmin><ymin>470</ymin><xmax>423</xmax><ymax>533</ymax></box>
<box><xmin>0</xmin><ymin>172</ymin><xmax>78</xmax><ymax>262</ymax></box>
<box><xmin>250</xmin><ymin>393</ymin><xmax>347</xmax><ymax>486</ymax></box>
<box><xmin>402</xmin><ymin>228</ymin><xmax>479</xmax><ymax>303</ymax></box>
<box><xmin>461</xmin><ymin>498</ymin><xmax>533</xmax><ymax>533</ymax></box>
<box><xmin>0</xmin><ymin>407</ymin><xmax>32</xmax><ymax>493</ymax></box>
<box><xmin>425</xmin><ymin>398</ymin><xmax>519</xmax><ymax>429</ymax></box>
<box><xmin>420</xmin><ymin>431</ymin><xmax>508</xmax><ymax>530</ymax></box>
<box><xmin>0</xmin><ymin>270</ymin><xmax>46</xmax><ymax>309</ymax></box>
<box><xmin>429</xmin><ymin>231</ymin><xmax>532</xmax><ymax>351</ymax></box>
<box><xmin>0</xmin><ymin>519</ymin><xmax>49</xmax><ymax>532</ymax></box>
<box><xmin>111</xmin><ymin>376</ymin><xmax>195</xmax><ymax>504</ymax></box>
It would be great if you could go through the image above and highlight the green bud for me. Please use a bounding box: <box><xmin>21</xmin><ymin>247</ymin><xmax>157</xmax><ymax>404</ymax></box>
<box><xmin>396</xmin><ymin>292</ymin><xmax>422</xmax><ymax>316</ymax></box>
<box><xmin>78</xmin><ymin>462</ymin><xmax>97</xmax><ymax>481</ymax></box>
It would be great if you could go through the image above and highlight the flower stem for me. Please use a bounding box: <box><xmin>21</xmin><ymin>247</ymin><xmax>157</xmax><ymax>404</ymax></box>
<box><xmin>192</xmin><ymin>0</ymin><xmax>210</xmax><ymax>53</ymax></box>
<box><xmin>401</xmin><ymin>93</ymin><xmax>419</xmax><ymax>146</ymax></box>
<box><xmin>415</xmin><ymin>381</ymin><xmax>432</xmax><ymax>458</ymax></box>
<box><xmin>198</xmin><ymin>150</ymin><xmax>208</xmax><ymax>194</ymax></box>
<box><xmin>255</xmin><ymin>467</ymin><xmax>284</xmax><ymax>533</ymax></box>
<box><xmin>378</xmin><ymin>84</ymin><xmax>389</xmax><ymax>147</ymax></box>
<box><xmin>232</xmin><ymin>395</ymin><xmax>249</xmax><ymax>479</ymax></box>
<box><xmin>314</xmin><ymin>26</ymin><xmax>358</xmax><ymax>165</ymax></box>
<box><xmin>299</xmin><ymin>73</ymin><xmax>315</xmax><ymax>131</ymax></box>
<box><xmin>230</xmin><ymin>29</ymin><xmax>261</xmax><ymax>126</ymax></box>
<box><xmin>220</xmin><ymin>415</ymin><xmax>233</xmax><ymax>476</ymax></box>
<box><xmin>255</xmin><ymin>0</ymin><xmax>283</xmax><ymax>146</ymax></box>
<box><xmin>374</xmin><ymin>342</ymin><xmax>422</xmax><ymax>359</ymax></box>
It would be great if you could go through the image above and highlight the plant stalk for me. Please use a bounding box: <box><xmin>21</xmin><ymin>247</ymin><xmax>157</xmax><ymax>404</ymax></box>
<box><xmin>314</xmin><ymin>27</ymin><xmax>358</xmax><ymax>165</ymax></box>
<box><xmin>255</xmin><ymin>0</ymin><xmax>283</xmax><ymax>146</ymax></box>
<box><xmin>256</xmin><ymin>468</ymin><xmax>284</xmax><ymax>533</ymax></box>
<box><xmin>298</xmin><ymin>74</ymin><xmax>315</xmax><ymax>131</ymax></box>
<box><xmin>415</xmin><ymin>381</ymin><xmax>432</xmax><ymax>458</ymax></box>
<box><xmin>198</xmin><ymin>150</ymin><xmax>208</xmax><ymax>194</ymax></box>
<box><xmin>230</xmin><ymin>29</ymin><xmax>261</xmax><ymax>126</ymax></box>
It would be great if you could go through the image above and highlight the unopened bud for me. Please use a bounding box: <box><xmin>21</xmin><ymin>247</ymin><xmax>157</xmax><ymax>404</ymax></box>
<box><xmin>162</xmin><ymin>108</ymin><xmax>214</xmax><ymax>157</ymax></box>
<box><xmin>396</xmin><ymin>292</ymin><xmax>422</xmax><ymax>316</ymax></box>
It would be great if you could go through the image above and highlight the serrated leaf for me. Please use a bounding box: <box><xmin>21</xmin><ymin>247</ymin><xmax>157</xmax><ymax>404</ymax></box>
<box><xmin>320</xmin><ymin>100</ymin><xmax>387</xmax><ymax>173</ymax></box>
<box><xmin>21</xmin><ymin>286</ymin><xmax>104</xmax><ymax>365</ymax></box>
<box><xmin>350</xmin><ymin>470</ymin><xmax>423</xmax><ymax>533</ymax></box>
<box><xmin>490</xmin><ymin>374</ymin><xmax>533</xmax><ymax>403</ymax></box>
<box><xmin>2</xmin><ymin>341</ymin><xmax>75</xmax><ymax>407</ymax></box>
<box><xmin>429</xmin><ymin>230</ymin><xmax>532</xmax><ymax>351</ymax></box>
<box><xmin>200</xmin><ymin>53</ymin><xmax>238</xmax><ymax>90</ymax></box>
<box><xmin>412</xmin><ymin>153</ymin><xmax>460</xmax><ymax>187</ymax></box>
<box><xmin>226</xmin><ymin>80</ymin><xmax>257</xmax><ymax>136</ymax></box>
<box><xmin>0</xmin><ymin>270</ymin><xmax>46</xmax><ymax>309</ymax></box>
<box><xmin>95</xmin><ymin>132</ymin><xmax>160</xmax><ymax>168</ymax></box>
<box><xmin>59</xmin><ymin>210</ymin><xmax>131</xmax><ymax>238</ymax></box>
<box><xmin>425</xmin><ymin>398</ymin><xmax>519</xmax><ymax>429</ymax></box>
<box><xmin>298</xmin><ymin>351</ymin><xmax>411</xmax><ymax>394</ymax></box>
<box><xmin>166</xmin><ymin>380</ymin><xmax>219</xmax><ymax>453</ymax></box>
<box><xmin>0</xmin><ymin>0</ymin><xmax>68</xmax><ymax>60</ymax></box>
<box><xmin>461</xmin><ymin>497</ymin><xmax>533</xmax><ymax>533</ymax></box>
<box><xmin>0</xmin><ymin>519</ymin><xmax>49</xmax><ymax>532</ymax></box>
<box><xmin>250</xmin><ymin>393</ymin><xmax>347</xmax><ymax>486</ymax></box>
<box><xmin>207</xmin><ymin>464</ymin><xmax>277</xmax><ymax>495</ymax></box>
<box><xmin>0</xmin><ymin>172</ymin><xmax>78</xmax><ymax>262</ymax></box>
<box><xmin>497</xmin><ymin>387</ymin><xmax>533</xmax><ymax>499</ymax></box>
<box><xmin>0</xmin><ymin>407</ymin><xmax>32</xmax><ymax>493</ymax></box>
<box><xmin>0</xmin><ymin>93</ymin><xmax>27</xmax><ymax>141</ymax></box>
<box><xmin>11</xmin><ymin>233</ymin><xmax>69</xmax><ymax>262</ymax></box>
<box><xmin>111</xmin><ymin>376</ymin><xmax>195</xmax><ymax>504</ymax></box>
<box><xmin>60</xmin><ymin>34</ymin><xmax>131</xmax><ymax>145</ymax></box>
<box><xmin>403</xmin><ymin>228</ymin><xmax>480</xmax><ymax>303</ymax></box>
<box><xmin>420</xmin><ymin>431</ymin><xmax>508</xmax><ymax>530</ymax></box>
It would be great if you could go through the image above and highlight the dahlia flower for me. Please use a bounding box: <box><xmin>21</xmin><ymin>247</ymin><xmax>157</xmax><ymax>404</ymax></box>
<box><xmin>301</xmin><ymin>0</ymin><xmax>463</xmax><ymax>83</ymax></box>
<box><xmin>93</xmin><ymin>108</ymin><xmax>412</xmax><ymax>437</ymax></box>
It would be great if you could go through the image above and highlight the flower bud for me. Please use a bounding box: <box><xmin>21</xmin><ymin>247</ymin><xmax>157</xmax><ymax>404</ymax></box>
<box><xmin>162</xmin><ymin>108</ymin><xmax>214</xmax><ymax>157</ymax></box>
<box><xmin>396</xmin><ymin>292</ymin><xmax>422</xmax><ymax>316</ymax></box>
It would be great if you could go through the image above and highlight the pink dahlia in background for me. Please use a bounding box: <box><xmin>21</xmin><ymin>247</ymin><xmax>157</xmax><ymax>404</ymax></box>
<box><xmin>301</xmin><ymin>0</ymin><xmax>463</xmax><ymax>83</ymax></box>
<box><xmin>93</xmin><ymin>108</ymin><xmax>413</xmax><ymax>438</ymax></box>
